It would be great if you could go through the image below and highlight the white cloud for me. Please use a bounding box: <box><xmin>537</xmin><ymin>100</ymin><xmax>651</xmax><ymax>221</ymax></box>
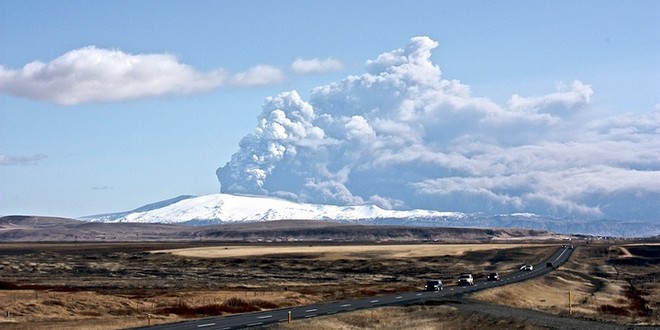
<box><xmin>216</xmin><ymin>36</ymin><xmax>660</xmax><ymax>220</ymax></box>
<box><xmin>507</xmin><ymin>80</ymin><xmax>593</xmax><ymax>116</ymax></box>
<box><xmin>91</xmin><ymin>185</ymin><xmax>113</xmax><ymax>191</ymax></box>
<box><xmin>291</xmin><ymin>57</ymin><xmax>345</xmax><ymax>74</ymax></box>
<box><xmin>230</xmin><ymin>65</ymin><xmax>284</xmax><ymax>86</ymax></box>
<box><xmin>0</xmin><ymin>154</ymin><xmax>47</xmax><ymax>166</ymax></box>
<box><xmin>0</xmin><ymin>46</ymin><xmax>227</xmax><ymax>105</ymax></box>
<box><xmin>0</xmin><ymin>46</ymin><xmax>292</xmax><ymax>105</ymax></box>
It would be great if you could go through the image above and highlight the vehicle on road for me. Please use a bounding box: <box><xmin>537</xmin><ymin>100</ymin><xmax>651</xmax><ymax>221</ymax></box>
<box><xmin>546</xmin><ymin>262</ymin><xmax>554</xmax><ymax>268</ymax></box>
<box><xmin>487</xmin><ymin>272</ymin><xmax>500</xmax><ymax>281</ymax></box>
<box><xmin>520</xmin><ymin>264</ymin><xmax>533</xmax><ymax>271</ymax></box>
<box><xmin>457</xmin><ymin>273</ymin><xmax>474</xmax><ymax>286</ymax></box>
<box><xmin>425</xmin><ymin>280</ymin><xmax>443</xmax><ymax>291</ymax></box>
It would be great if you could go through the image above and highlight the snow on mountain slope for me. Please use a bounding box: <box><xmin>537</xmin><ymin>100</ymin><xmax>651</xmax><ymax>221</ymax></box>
<box><xmin>83</xmin><ymin>195</ymin><xmax>196</xmax><ymax>222</ymax></box>
<box><xmin>83</xmin><ymin>193</ymin><xmax>464</xmax><ymax>224</ymax></box>
<box><xmin>81</xmin><ymin>193</ymin><xmax>660</xmax><ymax>237</ymax></box>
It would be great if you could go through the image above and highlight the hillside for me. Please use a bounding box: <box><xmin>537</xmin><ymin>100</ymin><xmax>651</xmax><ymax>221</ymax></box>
<box><xmin>0</xmin><ymin>216</ymin><xmax>567</xmax><ymax>242</ymax></box>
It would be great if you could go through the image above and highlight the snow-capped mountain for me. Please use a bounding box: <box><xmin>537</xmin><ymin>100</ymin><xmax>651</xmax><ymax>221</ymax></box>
<box><xmin>83</xmin><ymin>193</ymin><xmax>464</xmax><ymax>224</ymax></box>
<box><xmin>82</xmin><ymin>194</ymin><xmax>659</xmax><ymax>238</ymax></box>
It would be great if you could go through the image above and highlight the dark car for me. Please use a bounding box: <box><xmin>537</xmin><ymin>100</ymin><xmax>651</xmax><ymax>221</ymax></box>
<box><xmin>425</xmin><ymin>280</ymin><xmax>443</xmax><ymax>291</ymax></box>
<box><xmin>546</xmin><ymin>262</ymin><xmax>554</xmax><ymax>268</ymax></box>
<box><xmin>487</xmin><ymin>272</ymin><xmax>500</xmax><ymax>281</ymax></box>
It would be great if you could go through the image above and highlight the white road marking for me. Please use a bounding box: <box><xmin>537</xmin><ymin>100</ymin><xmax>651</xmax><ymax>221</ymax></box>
<box><xmin>247</xmin><ymin>322</ymin><xmax>263</xmax><ymax>327</ymax></box>
<box><xmin>341</xmin><ymin>304</ymin><xmax>351</xmax><ymax>307</ymax></box>
<box><xmin>305</xmin><ymin>308</ymin><xmax>317</xmax><ymax>313</ymax></box>
<box><xmin>197</xmin><ymin>323</ymin><xmax>216</xmax><ymax>328</ymax></box>
<box><xmin>416</xmin><ymin>293</ymin><xmax>422</xmax><ymax>296</ymax></box>
<box><xmin>370</xmin><ymin>300</ymin><xmax>379</xmax><ymax>303</ymax></box>
<box><xmin>257</xmin><ymin>315</ymin><xmax>272</xmax><ymax>319</ymax></box>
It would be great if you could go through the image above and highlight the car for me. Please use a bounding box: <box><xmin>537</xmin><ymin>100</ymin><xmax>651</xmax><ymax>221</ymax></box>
<box><xmin>487</xmin><ymin>272</ymin><xmax>500</xmax><ymax>281</ymax></box>
<box><xmin>546</xmin><ymin>262</ymin><xmax>554</xmax><ymax>268</ymax></box>
<box><xmin>425</xmin><ymin>280</ymin><xmax>443</xmax><ymax>291</ymax></box>
<box><xmin>457</xmin><ymin>273</ymin><xmax>474</xmax><ymax>286</ymax></box>
<box><xmin>520</xmin><ymin>264</ymin><xmax>533</xmax><ymax>271</ymax></box>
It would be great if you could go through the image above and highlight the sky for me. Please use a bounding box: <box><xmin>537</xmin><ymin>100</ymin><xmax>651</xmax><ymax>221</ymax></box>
<box><xmin>1</xmin><ymin>1</ymin><xmax>659</xmax><ymax>219</ymax></box>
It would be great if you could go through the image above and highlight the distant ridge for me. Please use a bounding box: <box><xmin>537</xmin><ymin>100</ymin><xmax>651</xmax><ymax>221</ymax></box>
<box><xmin>0</xmin><ymin>216</ymin><xmax>564</xmax><ymax>242</ymax></box>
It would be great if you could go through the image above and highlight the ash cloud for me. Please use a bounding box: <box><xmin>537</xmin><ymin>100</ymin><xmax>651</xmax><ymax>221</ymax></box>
<box><xmin>217</xmin><ymin>36</ymin><xmax>660</xmax><ymax>220</ymax></box>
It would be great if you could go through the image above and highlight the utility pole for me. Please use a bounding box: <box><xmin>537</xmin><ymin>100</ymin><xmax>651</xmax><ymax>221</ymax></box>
<box><xmin>568</xmin><ymin>291</ymin><xmax>572</xmax><ymax>315</ymax></box>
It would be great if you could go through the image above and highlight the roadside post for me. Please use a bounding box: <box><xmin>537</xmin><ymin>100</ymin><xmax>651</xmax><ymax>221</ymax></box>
<box><xmin>288</xmin><ymin>310</ymin><xmax>292</xmax><ymax>323</ymax></box>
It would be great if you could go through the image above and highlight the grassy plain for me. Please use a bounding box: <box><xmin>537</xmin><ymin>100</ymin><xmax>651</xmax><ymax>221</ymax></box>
<box><xmin>0</xmin><ymin>241</ymin><xmax>657</xmax><ymax>329</ymax></box>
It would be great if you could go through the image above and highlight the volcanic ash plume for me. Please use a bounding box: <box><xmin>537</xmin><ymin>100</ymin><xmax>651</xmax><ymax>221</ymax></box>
<box><xmin>217</xmin><ymin>36</ymin><xmax>660</xmax><ymax>220</ymax></box>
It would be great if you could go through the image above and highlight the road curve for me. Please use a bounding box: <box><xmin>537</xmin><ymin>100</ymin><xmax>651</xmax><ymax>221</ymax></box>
<box><xmin>134</xmin><ymin>246</ymin><xmax>574</xmax><ymax>330</ymax></box>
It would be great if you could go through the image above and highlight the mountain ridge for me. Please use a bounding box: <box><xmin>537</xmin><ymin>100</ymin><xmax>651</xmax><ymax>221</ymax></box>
<box><xmin>79</xmin><ymin>193</ymin><xmax>660</xmax><ymax>238</ymax></box>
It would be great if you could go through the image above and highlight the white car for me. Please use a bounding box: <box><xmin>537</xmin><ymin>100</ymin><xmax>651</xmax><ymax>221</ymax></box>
<box><xmin>520</xmin><ymin>264</ymin><xmax>533</xmax><ymax>271</ymax></box>
<box><xmin>457</xmin><ymin>273</ymin><xmax>474</xmax><ymax>286</ymax></box>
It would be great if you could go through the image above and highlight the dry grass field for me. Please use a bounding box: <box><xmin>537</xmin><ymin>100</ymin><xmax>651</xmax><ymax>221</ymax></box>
<box><xmin>0</xmin><ymin>240</ymin><xmax>657</xmax><ymax>329</ymax></box>
<box><xmin>266</xmin><ymin>305</ymin><xmax>548</xmax><ymax>330</ymax></box>
<box><xmin>471</xmin><ymin>243</ymin><xmax>660</xmax><ymax>326</ymax></box>
<box><xmin>154</xmin><ymin>243</ymin><xmax>547</xmax><ymax>259</ymax></box>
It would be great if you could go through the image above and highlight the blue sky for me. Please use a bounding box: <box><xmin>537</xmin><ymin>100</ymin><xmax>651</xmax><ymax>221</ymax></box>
<box><xmin>1</xmin><ymin>1</ymin><xmax>658</xmax><ymax>218</ymax></box>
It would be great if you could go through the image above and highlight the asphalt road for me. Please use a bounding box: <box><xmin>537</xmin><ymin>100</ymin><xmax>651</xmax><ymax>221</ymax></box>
<box><xmin>135</xmin><ymin>246</ymin><xmax>574</xmax><ymax>330</ymax></box>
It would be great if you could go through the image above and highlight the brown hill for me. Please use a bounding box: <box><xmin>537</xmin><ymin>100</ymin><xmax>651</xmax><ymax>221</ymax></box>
<box><xmin>0</xmin><ymin>215</ymin><xmax>566</xmax><ymax>242</ymax></box>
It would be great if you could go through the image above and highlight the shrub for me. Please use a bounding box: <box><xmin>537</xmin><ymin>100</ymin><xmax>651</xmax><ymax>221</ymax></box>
<box><xmin>598</xmin><ymin>304</ymin><xmax>629</xmax><ymax>316</ymax></box>
<box><xmin>153</xmin><ymin>297</ymin><xmax>279</xmax><ymax>317</ymax></box>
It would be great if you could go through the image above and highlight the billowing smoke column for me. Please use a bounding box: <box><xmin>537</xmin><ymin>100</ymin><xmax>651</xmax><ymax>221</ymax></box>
<box><xmin>217</xmin><ymin>36</ymin><xmax>660</xmax><ymax>220</ymax></box>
